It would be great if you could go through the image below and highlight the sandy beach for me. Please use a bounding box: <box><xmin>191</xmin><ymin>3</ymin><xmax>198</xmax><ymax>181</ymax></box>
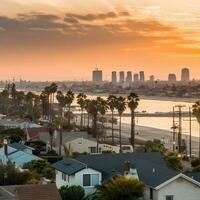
<box><xmin>105</xmin><ymin>122</ymin><xmax>200</xmax><ymax>156</ymax></box>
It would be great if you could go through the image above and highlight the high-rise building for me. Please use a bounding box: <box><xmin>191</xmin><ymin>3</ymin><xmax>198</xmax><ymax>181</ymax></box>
<box><xmin>168</xmin><ymin>73</ymin><xmax>177</xmax><ymax>82</ymax></box>
<box><xmin>92</xmin><ymin>69</ymin><xmax>103</xmax><ymax>82</ymax></box>
<box><xmin>111</xmin><ymin>71</ymin><xmax>117</xmax><ymax>83</ymax></box>
<box><xmin>181</xmin><ymin>68</ymin><xmax>190</xmax><ymax>81</ymax></box>
<box><xmin>126</xmin><ymin>71</ymin><xmax>132</xmax><ymax>83</ymax></box>
<box><xmin>133</xmin><ymin>73</ymin><xmax>139</xmax><ymax>82</ymax></box>
<box><xmin>119</xmin><ymin>71</ymin><xmax>125</xmax><ymax>83</ymax></box>
<box><xmin>139</xmin><ymin>71</ymin><xmax>145</xmax><ymax>81</ymax></box>
<box><xmin>149</xmin><ymin>75</ymin><xmax>155</xmax><ymax>82</ymax></box>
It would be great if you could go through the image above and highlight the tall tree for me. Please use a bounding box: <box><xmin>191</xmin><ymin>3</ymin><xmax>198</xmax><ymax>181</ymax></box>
<box><xmin>192</xmin><ymin>101</ymin><xmax>200</xmax><ymax>158</ymax></box>
<box><xmin>77</xmin><ymin>93</ymin><xmax>87</xmax><ymax>128</ymax></box>
<box><xmin>97</xmin><ymin>97</ymin><xmax>108</xmax><ymax>142</ymax></box>
<box><xmin>49</xmin><ymin>83</ymin><xmax>58</xmax><ymax>121</ymax></box>
<box><xmin>47</xmin><ymin>122</ymin><xmax>57</xmax><ymax>151</ymax></box>
<box><xmin>116</xmin><ymin>96</ymin><xmax>126</xmax><ymax>153</ymax></box>
<box><xmin>107</xmin><ymin>95</ymin><xmax>117</xmax><ymax>144</ymax></box>
<box><xmin>40</xmin><ymin>90</ymin><xmax>49</xmax><ymax>119</ymax></box>
<box><xmin>56</xmin><ymin>91</ymin><xmax>67</xmax><ymax>155</ymax></box>
<box><xmin>95</xmin><ymin>176</ymin><xmax>144</xmax><ymax>200</ymax></box>
<box><xmin>65</xmin><ymin>90</ymin><xmax>75</xmax><ymax>126</ymax></box>
<box><xmin>127</xmin><ymin>93</ymin><xmax>140</xmax><ymax>149</ymax></box>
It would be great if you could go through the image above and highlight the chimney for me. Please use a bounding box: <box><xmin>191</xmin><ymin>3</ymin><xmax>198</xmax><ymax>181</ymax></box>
<box><xmin>124</xmin><ymin>161</ymin><xmax>131</xmax><ymax>172</ymax></box>
<box><xmin>4</xmin><ymin>139</ymin><xmax>8</xmax><ymax>156</ymax></box>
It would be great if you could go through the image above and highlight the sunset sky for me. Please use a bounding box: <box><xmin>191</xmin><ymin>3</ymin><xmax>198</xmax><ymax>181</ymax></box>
<box><xmin>0</xmin><ymin>0</ymin><xmax>200</xmax><ymax>81</ymax></box>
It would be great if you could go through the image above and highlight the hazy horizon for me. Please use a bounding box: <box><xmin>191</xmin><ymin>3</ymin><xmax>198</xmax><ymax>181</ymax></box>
<box><xmin>0</xmin><ymin>0</ymin><xmax>200</xmax><ymax>81</ymax></box>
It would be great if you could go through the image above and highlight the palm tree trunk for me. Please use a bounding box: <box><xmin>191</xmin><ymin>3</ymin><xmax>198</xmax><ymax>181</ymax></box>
<box><xmin>87</xmin><ymin>112</ymin><xmax>90</xmax><ymax>128</ymax></box>
<box><xmin>68</xmin><ymin>105</ymin><xmax>71</xmax><ymax>126</ymax></box>
<box><xmin>119</xmin><ymin>115</ymin><xmax>122</xmax><ymax>153</ymax></box>
<box><xmin>112</xmin><ymin>111</ymin><xmax>114</xmax><ymax>144</ymax></box>
<box><xmin>80</xmin><ymin>108</ymin><xmax>83</xmax><ymax>127</ymax></box>
<box><xmin>131</xmin><ymin>111</ymin><xmax>135</xmax><ymax>149</ymax></box>
<box><xmin>199</xmin><ymin>123</ymin><xmax>200</xmax><ymax>159</ymax></box>
<box><xmin>59</xmin><ymin>128</ymin><xmax>63</xmax><ymax>156</ymax></box>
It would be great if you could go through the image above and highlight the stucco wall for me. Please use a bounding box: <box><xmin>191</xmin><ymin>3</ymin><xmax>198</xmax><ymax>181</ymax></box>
<box><xmin>154</xmin><ymin>177</ymin><xmax>200</xmax><ymax>200</ymax></box>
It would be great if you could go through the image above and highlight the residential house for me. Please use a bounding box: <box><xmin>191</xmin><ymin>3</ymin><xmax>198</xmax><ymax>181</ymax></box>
<box><xmin>53</xmin><ymin>153</ymin><xmax>200</xmax><ymax>199</ymax></box>
<box><xmin>39</xmin><ymin>130</ymin><xmax>120</xmax><ymax>155</ymax></box>
<box><xmin>52</xmin><ymin>159</ymin><xmax>102</xmax><ymax>195</ymax></box>
<box><xmin>0</xmin><ymin>142</ymin><xmax>41</xmax><ymax>169</ymax></box>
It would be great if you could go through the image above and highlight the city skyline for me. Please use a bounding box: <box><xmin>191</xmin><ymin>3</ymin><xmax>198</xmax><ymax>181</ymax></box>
<box><xmin>0</xmin><ymin>0</ymin><xmax>200</xmax><ymax>81</ymax></box>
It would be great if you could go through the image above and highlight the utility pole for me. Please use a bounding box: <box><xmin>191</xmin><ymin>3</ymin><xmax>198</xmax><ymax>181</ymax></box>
<box><xmin>175</xmin><ymin>105</ymin><xmax>186</xmax><ymax>153</ymax></box>
<box><xmin>189</xmin><ymin>107</ymin><xmax>192</xmax><ymax>158</ymax></box>
<box><xmin>172</xmin><ymin>106</ymin><xmax>176</xmax><ymax>152</ymax></box>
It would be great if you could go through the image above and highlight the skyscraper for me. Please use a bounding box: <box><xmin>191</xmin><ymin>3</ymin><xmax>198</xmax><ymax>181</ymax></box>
<box><xmin>181</xmin><ymin>68</ymin><xmax>190</xmax><ymax>81</ymax></box>
<box><xmin>92</xmin><ymin>69</ymin><xmax>103</xmax><ymax>82</ymax></box>
<box><xmin>119</xmin><ymin>71</ymin><xmax>125</xmax><ymax>83</ymax></box>
<box><xmin>149</xmin><ymin>75</ymin><xmax>155</xmax><ymax>82</ymax></box>
<box><xmin>168</xmin><ymin>73</ymin><xmax>177</xmax><ymax>82</ymax></box>
<box><xmin>133</xmin><ymin>73</ymin><xmax>139</xmax><ymax>82</ymax></box>
<box><xmin>139</xmin><ymin>71</ymin><xmax>145</xmax><ymax>81</ymax></box>
<box><xmin>126</xmin><ymin>71</ymin><xmax>132</xmax><ymax>83</ymax></box>
<box><xmin>111</xmin><ymin>71</ymin><xmax>117</xmax><ymax>83</ymax></box>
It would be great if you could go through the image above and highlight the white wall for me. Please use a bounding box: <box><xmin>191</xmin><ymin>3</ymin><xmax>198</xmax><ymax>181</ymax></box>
<box><xmin>154</xmin><ymin>177</ymin><xmax>200</xmax><ymax>200</ymax></box>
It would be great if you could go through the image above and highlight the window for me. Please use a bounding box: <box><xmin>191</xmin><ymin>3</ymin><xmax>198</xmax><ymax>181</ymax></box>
<box><xmin>90</xmin><ymin>147</ymin><xmax>97</xmax><ymax>154</ymax></box>
<box><xmin>91</xmin><ymin>174</ymin><xmax>99</xmax><ymax>186</ymax></box>
<box><xmin>83</xmin><ymin>174</ymin><xmax>91</xmax><ymax>186</ymax></box>
<box><xmin>150</xmin><ymin>188</ymin><xmax>153</xmax><ymax>200</ymax></box>
<box><xmin>62</xmin><ymin>173</ymin><xmax>66</xmax><ymax>181</ymax></box>
<box><xmin>166</xmin><ymin>195</ymin><xmax>174</xmax><ymax>200</ymax></box>
<box><xmin>83</xmin><ymin>174</ymin><xmax>100</xmax><ymax>187</ymax></box>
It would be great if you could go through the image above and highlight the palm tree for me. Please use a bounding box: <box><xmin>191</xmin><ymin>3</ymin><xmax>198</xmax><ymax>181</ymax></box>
<box><xmin>56</xmin><ymin>91</ymin><xmax>67</xmax><ymax>155</ymax></box>
<box><xmin>40</xmin><ymin>90</ymin><xmax>49</xmax><ymax>120</ymax></box>
<box><xmin>44</xmin><ymin>86</ymin><xmax>51</xmax><ymax>120</ymax></box>
<box><xmin>84</xmin><ymin>99</ymin><xmax>91</xmax><ymax>128</ymax></box>
<box><xmin>107</xmin><ymin>95</ymin><xmax>117</xmax><ymax>144</ymax></box>
<box><xmin>49</xmin><ymin>83</ymin><xmax>58</xmax><ymax>121</ymax></box>
<box><xmin>77</xmin><ymin>93</ymin><xmax>87</xmax><ymax>128</ymax></box>
<box><xmin>48</xmin><ymin>122</ymin><xmax>57</xmax><ymax>151</ymax></box>
<box><xmin>25</xmin><ymin>92</ymin><xmax>35</xmax><ymax>120</ymax></box>
<box><xmin>65</xmin><ymin>90</ymin><xmax>75</xmax><ymax>127</ymax></box>
<box><xmin>127</xmin><ymin>93</ymin><xmax>140</xmax><ymax>149</ymax></box>
<box><xmin>116</xmin><ymin>96</ymin><xmax>126</xmax><ymax>153</ymax></box>
<box><xmin>88</xmin><ymin>99</ymin><xmax>99</xmax><ymax>152</ymax></box>
<box><xmin>192</xmin><ymin>101</ymin><xmax>200</xmax><ymax>158</ymax></box>
<box><xmin>97</xmin><ymin>97</ymin><xmax>108</xmax><ymax>142</ymax></box>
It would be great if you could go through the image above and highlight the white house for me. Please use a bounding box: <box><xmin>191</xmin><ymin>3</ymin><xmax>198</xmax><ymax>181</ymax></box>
<box><xmin>39</xmin><ymin>130</ymin><xmax>120</xmax><ymax>155</ymax></box>
<box><xmin>53</xmin><ymin>153</ymin><xmax>200</xmax><ymax>200</ymax></box>
<box><xmin>52</xmin><ymin>159</ymin><xmax>102</xmax><ymax>195</ymax></box>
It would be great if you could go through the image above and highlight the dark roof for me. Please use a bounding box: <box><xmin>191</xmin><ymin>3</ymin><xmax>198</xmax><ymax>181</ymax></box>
<box><xmin>185</xmin><ymin>172</ymin><xmax>200</xmax><ymax>183</ymax></box>
<box><xmin>52</xmin><ymin>159</ymin><xmax>87</xmax><ymax>175</ymax></box>
<box><xmin>16</xmin><ymin>184</ymin><xmax>61</xmax><ymax>200</ymax></box>
<box><xmin>76</xmin><ymin>152</ymin><xmax>178</xmax><ymax>188</ymax></box>
<box><xmin>9</xmin><ymin>143</ymin><xmax>33</xmax><ymax>151</ymax></box>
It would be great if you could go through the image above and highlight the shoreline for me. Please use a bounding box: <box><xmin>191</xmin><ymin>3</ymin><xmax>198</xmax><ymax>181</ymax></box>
<box><xmin>84</xmin><ymin>92</ymin><xmax>199</xmax><ymax>103</ymax></box>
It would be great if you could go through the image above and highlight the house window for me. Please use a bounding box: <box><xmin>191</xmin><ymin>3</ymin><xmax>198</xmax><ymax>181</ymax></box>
<box><xmin>83</xmin><ymin>174</ymin><xmax>100</xmax><ymax>187</ymax></box>
<box><xmin>90</xmin><ymin>147</ymin><xmax>97</xmax><ymax>154</ymax></box>
<box><xmin>83</xmin><ymin>174</ymin><xmax>91</xmax><ymax>186</ymax></box>
<box><xmin>166</xmin><ymin>195</ymin><xmax>174</xmax><ymax>200</ymax></box>
<box><xmin>62</xmin><ymin>173</ymin><xmax>66</xmax><ymax>181</ymax></box>
<box><xmin>150</xmin><ymin>188</ymin><xmax>153</xmax><ymax>200</ymax></box>
<box><xmin>91</xmin><ymin>174</ymin><xmax>99</xmax><ymax>186</ymax></box>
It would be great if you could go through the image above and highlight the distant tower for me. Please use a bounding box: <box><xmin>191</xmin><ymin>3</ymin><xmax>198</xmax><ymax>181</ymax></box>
<box><xmin>149</xmin><ymin>75</ymin><xmax>155</xmax><ymax>82</ymax></box>
<box><xmin>119</xmin><ymin>71</ymin><xmax>125</xmax><ymax>83</ymax></box>
<box><xmin>168</xmin><ymin>74</ymin><xmax>177</xmax><ymax>82</ymax></box>
<box><xmin>111</xmin><ymin>71</ymin><xmax>117</xmax><ymax>83</ymax></box>
<box><xmin>181</xmin><ymin>68</ymin><xmax>190</xmax><ymax>81</ymax></box>
<box><xmin>126</xmin><ymin>71</ymin><xmax>132</xmax><ymax>83</ymax></box>
<box><xmin>139</xmin><ymin>71</ymin><xmax>145</xmax><ymax>81</ymax></box>
<box><xmin>133</xmin><ymin>73</ymin><xmax>139</xmax><ymax>82</ymax></box>
<box><xmin>92</xmin><ymin>68</ymin><xmax>103</xmax><ymax>82</ymax></box>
